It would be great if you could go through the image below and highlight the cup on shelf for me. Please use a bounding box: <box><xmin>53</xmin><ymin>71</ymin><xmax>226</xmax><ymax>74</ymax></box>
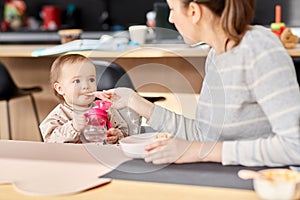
<box><xmin>57</xmin><ymin>29</ymin><xmax>83</xmax><ymax>44</ymax></box>
<box><xmin>128</xmin><ymin>25</ymin><xmax>154</xmax><ymax>45</ymax></box>
<box><xmin>42</xmin><ymin>5</ymin><xmax>61</xmax><ymax>30</ymax></box>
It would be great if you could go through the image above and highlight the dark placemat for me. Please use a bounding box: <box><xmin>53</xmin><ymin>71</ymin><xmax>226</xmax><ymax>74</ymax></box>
<box><xmin>102</xmin><ymin>159</ymin><xmax>271</xmax><ymax>190</ymax></box>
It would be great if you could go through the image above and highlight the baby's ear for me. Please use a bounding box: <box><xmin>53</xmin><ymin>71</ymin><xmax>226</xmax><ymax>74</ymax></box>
<box><xmin>54</xmin><ymin>82</ymin><xmax>64</xmax><ymax>95</ymax></box>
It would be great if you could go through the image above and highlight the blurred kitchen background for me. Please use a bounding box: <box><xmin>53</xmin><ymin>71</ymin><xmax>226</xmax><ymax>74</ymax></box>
<box><xmin>0</xmin><ymin>0</ymin><xmax>300</xmax><ymax>45</ymax></box>
<box><xmin>0</xmin><ymin>0</ymin><xmax>168</xmax><ymax>32</ymax></box>
<box><xmin>0</xmin><ymin>0</ymin><xmax>300</xmax><ymax>32</ymax></box>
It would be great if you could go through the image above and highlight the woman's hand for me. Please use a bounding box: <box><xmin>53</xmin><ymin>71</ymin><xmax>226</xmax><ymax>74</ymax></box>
<box><xmin>94</xmin><ymin>88</ymin><xmax>136</xmax><ymax>109</ymax></box>
<box><xmin>144</xmin><ymin>138</ymin><xmax>198</xmax><ymax>164</ymax></box>
<box><xmin>106</xmin><ymin>128</ymin><xmax>124</xmax><ymax>144</ymax></box>
<box><xmin>144</xmin><ymin>138</ymin><xmax>223</xmax><ymax>164</ymax></box>
<box><xmin>95</xmin><ymin>87</ymin><xmax>154</xmax><ymax>120</ymax></box>
<box><xmin>93</xmin><ymin>90</ymin><xmax>114</xmax><ymax>101</ymax></box>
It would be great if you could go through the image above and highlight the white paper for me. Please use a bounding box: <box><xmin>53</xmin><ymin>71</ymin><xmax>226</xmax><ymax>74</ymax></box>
<box><xmin>0</xmin><ymin>140</ymin><xmax>131</xmax><ymax>196</ymax></box>
<box><xmin>31</xmin><ymin>37</ymin><xmax>128</xmax><ymax>57</ymax></box>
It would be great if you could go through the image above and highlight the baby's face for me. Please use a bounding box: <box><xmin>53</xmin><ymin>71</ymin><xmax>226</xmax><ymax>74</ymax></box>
<box><xmin>57</xmin><ymin>61</ymin><xmax>97</xmax><ymax>108</ymax></box>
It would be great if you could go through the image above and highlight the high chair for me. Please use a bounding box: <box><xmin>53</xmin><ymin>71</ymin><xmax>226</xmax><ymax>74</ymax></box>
<box><xmin>0</xmin><ymin>63</ymin><xmax>42</xmax><ymax>140</ymax></box>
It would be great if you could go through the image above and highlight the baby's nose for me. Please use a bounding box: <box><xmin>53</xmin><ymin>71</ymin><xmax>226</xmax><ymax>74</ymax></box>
<box><xmin>82</xmin><ymin>80</ymin><xmax>90</xmax><ymax>89</ymax></box>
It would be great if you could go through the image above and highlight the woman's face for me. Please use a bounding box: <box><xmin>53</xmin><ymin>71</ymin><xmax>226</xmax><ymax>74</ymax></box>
<box><xmin>167</xmin><ymin>0</ymin><xmax>198</xmax><ymax>45</ymax></box>
<box><xmin>55</xmin><ymin>61</ymin><xmax>97</xmax><ymax>108</ymax></box>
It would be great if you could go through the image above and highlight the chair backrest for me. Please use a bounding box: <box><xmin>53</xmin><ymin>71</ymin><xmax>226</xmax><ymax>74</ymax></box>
<box><xmin>92</xmin><ymin>60</ymin><xmax>164</xmax><ymax>104</ymax></box>
<box><xmin>92</xmin><ymin>60</ymin><xmax>135</xmax><ymax>91</ymax></box>
<box><xmin>0</xmin><ymin>63</ymin><xmax>19</xmax><ymax>100</ymax></box>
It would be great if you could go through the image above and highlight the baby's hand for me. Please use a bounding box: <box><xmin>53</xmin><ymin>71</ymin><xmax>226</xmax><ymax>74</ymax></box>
<box><xmin>72</xmin><ymin>111</ymin><xmax>87</xmax><ymax>132</ymax></box>
<box><xmin>106</xmin><ymin>128</ymin><xmax>124</xmax><ymax>144</ymax></box>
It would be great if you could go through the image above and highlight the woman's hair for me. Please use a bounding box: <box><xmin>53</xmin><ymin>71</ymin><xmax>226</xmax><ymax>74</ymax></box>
<box><xmin>50</xmin><ymin>54</ymin><xmax>92</xmax><ymax>102</ymax></box>
<box><xmin>182</xmin><ymin>0</ymin><xmax>256</xmax><ymax>45</ymax></box>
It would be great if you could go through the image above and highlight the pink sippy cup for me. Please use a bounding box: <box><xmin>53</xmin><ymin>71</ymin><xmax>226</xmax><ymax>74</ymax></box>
<box><xmin>94</xmin><ymin>100</ymin><xmax>112</xmax><ymax>129</ymax></box>
<box><xmin>83</xmin><ymin>100</ymin><xmax>112</xmax><ymax>142</ymax></box>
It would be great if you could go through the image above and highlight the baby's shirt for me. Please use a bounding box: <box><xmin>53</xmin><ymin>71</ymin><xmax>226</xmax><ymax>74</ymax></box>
<box><xmin>39</xmin><ymin>103</ymin><xmax>138</xmax><ymax>143</ymax></box>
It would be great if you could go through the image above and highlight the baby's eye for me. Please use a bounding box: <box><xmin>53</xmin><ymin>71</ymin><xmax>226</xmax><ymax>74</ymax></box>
<box><xmin>89</xmin><ymin>78</ymin><xmax>96</xmax><ymax>83</ymax></box>
<box><xmin>73</xmin><ymin>79</ymin><xmax>80</xmax><ymax>84</ymax></box>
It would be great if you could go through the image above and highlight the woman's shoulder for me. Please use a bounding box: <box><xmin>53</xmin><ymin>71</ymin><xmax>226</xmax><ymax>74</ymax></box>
<box><xmin>239</xmin><ymin>25</ymin><xmax>287</xmax><ymax>58</ymax></box>
<box><xmin>244</xmin><ymin>25</ymin><xmax>282</xmax><ymax>48</ymax></box>
<box><xmin>207</xmin><ymin>26</ymin><xmax>278</xmax><ymax>59</ymax></box>
<box><xmin>249</xmin><ymin>25</ymin><xmax>271</xmax><ymax>34</ymax></box>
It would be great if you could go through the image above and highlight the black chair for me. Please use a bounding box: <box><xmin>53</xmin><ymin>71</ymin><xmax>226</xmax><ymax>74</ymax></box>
<box><xmin>292</xmin><ymin>58</ymin><xmax>300</xmax><ymax>85</ymax></box>
<box><xmin>0</xmin><ymin>63</ymin><xmax>42</xmax><ymax>140</ymax></box>
<box><xmin>93</xmin><ymin>60</ymin><xmax>165</xmax><ymax>102</ymax></box>
<box><xmin>93</xmin><ymin>60</ymin><xmax>135</xmax><ymax>91</ymax></box>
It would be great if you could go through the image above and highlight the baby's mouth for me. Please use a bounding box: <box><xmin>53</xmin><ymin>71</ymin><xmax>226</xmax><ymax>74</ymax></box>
<box><xmin>83</xmin><ymin>92</ymin><xmax>96</xmax><ymax>96</ymax></box>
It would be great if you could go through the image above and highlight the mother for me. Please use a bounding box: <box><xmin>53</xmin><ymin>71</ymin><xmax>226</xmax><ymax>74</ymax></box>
<box><xmin>97</xmin><ymin>0</ymin><xmax>300</xmax><ymax>166</ymax></box>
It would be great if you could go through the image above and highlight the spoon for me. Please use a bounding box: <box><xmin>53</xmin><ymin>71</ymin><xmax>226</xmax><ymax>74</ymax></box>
<box><xmin>238</xmin><ymin>170</ymin><xmax>273</xmax><ymax>181</ymax></box>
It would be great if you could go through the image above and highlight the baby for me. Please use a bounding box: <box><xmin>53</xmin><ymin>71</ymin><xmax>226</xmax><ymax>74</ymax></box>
<box><xmin>40</xmin><ymin>54</ymin><xmax>137</xmax><ymax>143</ymax></box>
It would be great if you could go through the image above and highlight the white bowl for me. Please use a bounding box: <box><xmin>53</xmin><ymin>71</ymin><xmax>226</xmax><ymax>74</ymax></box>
<box><xmin>119</xmin><ymin>132</ymin><xmax>159</xmax><ymax>159</ymax></box>
<box><xmin>253</xmin><ymin>169</ymin><xmax>300</xmax><ymax>200</ymax></box>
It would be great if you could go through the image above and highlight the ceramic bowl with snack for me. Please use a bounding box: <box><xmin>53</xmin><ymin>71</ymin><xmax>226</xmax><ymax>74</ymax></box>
<box><xmin>253</xmin><ymin>169</ymin><xmax>300</xmax><ymax>200</ymax></box>
<box><xmin>119</xmin><ymin>132</ymin><xmax>171</xmax><ymax>159</ymax></box>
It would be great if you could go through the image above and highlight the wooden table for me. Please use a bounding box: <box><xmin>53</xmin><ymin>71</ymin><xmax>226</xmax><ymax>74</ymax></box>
<box><xmin>0</xmin><ymin>179</ymin><xmax>259</xmax><ymax>200</ymax></box>
<box><xmin>286</xmin><ymin>44</ymin><xmax>300</xmax><ymax>57</ymax></box>
<box><xmin>0</xmin><ymin>43</ymin><xmax>300</xmax><ymax>58</ymax></box>
<box><xmin>0</xmin><ymin>138</ymin><xmax>260</xmax><ymax>200</ymax></box>
<box><xmin>0</xmin><ymin>44</ymin><xmax>210</xmax><ymax>58</ymax></box>
<box><xmin>0</xmin><ymin>139</ymin><xmax>259</xmax><ymax>200</ymax></box>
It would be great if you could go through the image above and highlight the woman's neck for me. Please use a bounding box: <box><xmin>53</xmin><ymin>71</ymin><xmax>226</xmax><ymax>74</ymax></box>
<box><xmin>200</xmin><ymin>18</ymin><xmax>230</xmax><ymax>54</ymax></box>
<box><xmin>208</xmin><ymin>34</ymin><xmax>230</xmax><ymax>54</ymax></box>
<box><xmin>209</xmin><ymin>25</ymin><xmax>250</xmax><ymax>54</ymax></box>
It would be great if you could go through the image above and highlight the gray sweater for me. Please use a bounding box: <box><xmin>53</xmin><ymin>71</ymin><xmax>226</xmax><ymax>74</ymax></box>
<box><xmin>148</xmin><ymin>25</ymin><xmax>300</xmax><ymax>166</ymax></box>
